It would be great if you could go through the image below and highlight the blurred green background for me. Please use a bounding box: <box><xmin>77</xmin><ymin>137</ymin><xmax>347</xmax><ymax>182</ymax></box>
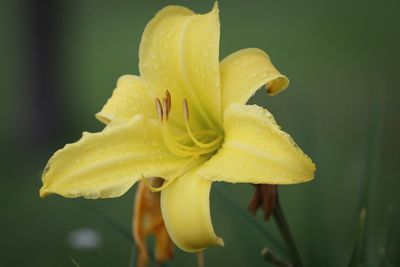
<box><xmin>1</xmin><ymin>0</ymin><xmax>399</xmax><ymax>266</ymax></box>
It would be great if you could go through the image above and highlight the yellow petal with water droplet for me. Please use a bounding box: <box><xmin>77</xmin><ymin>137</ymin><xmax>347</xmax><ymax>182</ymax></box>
<box><xmin>40</xmin><ymin>116</ymin><xmax>188</xmax><ymax>199</ymax></box>
<box><xmin>161</xmin><ymin>167</ymin><xmax>223</xmax><ymax>252</ymax></box>
<box><xmin>139</xmin><ymin>3</ymin><xmax>221</xmax><ymax>129</ymax></box>
<box><xmin>198</xmin><ymin>104</ymin><xmax>315</xmax><ymax>184</ymax></box>
<box><xmin>220</xmin><ymin>48</ymin><xmax>289</xmax><ymax>111</ymax></box>
<box><xmin>96</xmin><ymin>75</ymin><xmax>155</xmax><ymax>124</ymax></box>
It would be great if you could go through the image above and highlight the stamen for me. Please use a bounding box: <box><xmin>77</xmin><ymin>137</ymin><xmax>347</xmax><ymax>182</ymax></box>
<box><xmin>157</xmin><ymin>96</ymin><xmax>223</xmax><ymax>160</ymax></box>
<box><xmin>161</xmin><ymin>124</ymin><xmax>201</xmax><ymax>157</ymax></box>
<box><xmin>161</xmin><ymin>123</ymin><xmax>219</xmax><ymax>157</ymax></box>
<box><xmin>183</xmin><ymin>99</ymin><xmax>189</xmax><ymax>121</ymax></box>
<box><xmin>182</xmin><ymin>98</ymin><xmax>222</xmax><ymax>149</ymax></box>
<box><xmin>165</xmin><ymin>90</ymin><xmax>171</xmax><ymax>114</ymax></box>
<box><xmin>163</xmin><ymin>97</ymin><xmax>169</xmax><ymax>121</ymax></box>
<box><xmin>155</xmin><ymin>98</ymin><xmax>163</xmax><ymax>122</ymax></box>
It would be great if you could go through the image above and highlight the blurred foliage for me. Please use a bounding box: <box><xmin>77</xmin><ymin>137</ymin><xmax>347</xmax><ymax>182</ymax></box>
<box><xmin>1</xmin><ymin>0</ymin><xmax>399</xmax><ymax>266</ymax></box>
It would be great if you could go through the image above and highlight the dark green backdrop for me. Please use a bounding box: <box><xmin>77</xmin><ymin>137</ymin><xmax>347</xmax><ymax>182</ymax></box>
<box><xmin>1</xmin><ymin>0</ymin><xmax>399</xmax><ymax>266</ymax></box>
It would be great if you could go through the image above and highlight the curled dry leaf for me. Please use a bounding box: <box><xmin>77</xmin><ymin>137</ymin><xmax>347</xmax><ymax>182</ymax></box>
<box><xmin>248</xmin><ymin>184</ymin><xmax>278</xmax><ymax>221</ymax></box>
<box><xmin>133</xmin><ymin>179</ymin><xmax>173</xmax><ymax>267</ymax></box>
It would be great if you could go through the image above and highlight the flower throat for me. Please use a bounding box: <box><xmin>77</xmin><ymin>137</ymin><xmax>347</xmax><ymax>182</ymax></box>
<box><xmin>143</xmin><ymin>90</ymin><xmax>223</xmax><ymax>193</ymax></box>
<box><xmin>155</xmin><ymin>90</ymin><xmax>223</xmax><ymax>159</ymax></box>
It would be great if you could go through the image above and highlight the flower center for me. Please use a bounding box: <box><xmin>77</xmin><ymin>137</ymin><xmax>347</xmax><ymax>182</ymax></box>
<box><xmin>155</xmin><ymin>90</ymin><xmax>223</xmax><ymax>159</ymax></box>
<box><xmin>144</xmin><ymin>90</ymin><xmax>223</xmax><ymax>193</ymax></box>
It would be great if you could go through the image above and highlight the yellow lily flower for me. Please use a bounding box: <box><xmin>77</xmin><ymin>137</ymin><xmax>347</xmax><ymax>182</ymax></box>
<box><xmin>40</xmin><ymin>3</ymin><xmax>315</xmax><ymax>252</ymax></box>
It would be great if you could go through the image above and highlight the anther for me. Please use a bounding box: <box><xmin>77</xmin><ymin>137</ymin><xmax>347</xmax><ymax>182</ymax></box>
<box><xmin>165</xmin><ymin>90</ymin><xmax>171</xmax><ymax>114</ymax></box>
<box><xmin>183</xmin><ymin>98</ymin><xmax>189</xmax><ymax>121</ymax></box>
<box><xmin>163</xmin><ymin>97</ymin><xmax>169</xmax><ymax>121</ymax></box>
<box><xmin>155</xmin><ymin>98</ymin><xmax>163</xmax><ymax>122</ymax></box>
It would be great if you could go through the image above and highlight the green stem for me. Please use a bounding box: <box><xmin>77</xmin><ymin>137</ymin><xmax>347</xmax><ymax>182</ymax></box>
<box><xmin>273</xmin><ymin>199</ymin><xmax>303</xmax><ymax>267</ymax></box>
<box><xmin>261</xmin><ymin>247</ymin><xmax>293</xmax><ymax>267</ymax></box>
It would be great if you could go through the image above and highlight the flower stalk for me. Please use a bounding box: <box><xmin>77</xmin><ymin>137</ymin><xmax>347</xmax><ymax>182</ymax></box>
<box><xmin>273</xmin><ymin>199</ymin><xmax>303</xmax><ymax>267</ymax></box>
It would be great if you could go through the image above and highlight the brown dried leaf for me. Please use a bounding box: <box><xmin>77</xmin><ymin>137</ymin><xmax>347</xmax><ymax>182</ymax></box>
<box><xmin>248</xmin><ymin>184</ymin><xmax>278</xmax><ymax>221</ymax></box>
<box><xmin>133</xmin><ymin>179</ymin><xmax>173</xmax><ymax>267</ymax></box>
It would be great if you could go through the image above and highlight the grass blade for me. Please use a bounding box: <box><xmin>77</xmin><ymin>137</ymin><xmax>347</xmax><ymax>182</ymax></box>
<box><xmin>69</xmin><ymin>256</ymin><xmax>81</xmax><ymax>267</ymax></box>
<box><xmin>347</xmin><ymin>208</ymin><xmax>367</xmax><ymax>267</ymax></box>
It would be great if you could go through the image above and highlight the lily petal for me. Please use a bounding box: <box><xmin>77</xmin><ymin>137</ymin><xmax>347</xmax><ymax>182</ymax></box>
<box><xmin>40</xmin><ymin>115</ymin><xmax>189</xmax><ymax>199</ymax></box>
<box><xmin>161</xmin><ymin>168</ymin><xmax>223</xmax><ymax>252</ymax></box>
<box><xmin>220</xmin><ymin>48</ymin><xmax>289</xmax><ymax>111</ymax></box>
<box><xmin>95</xmin><ymin>75</ymin><xmax>155</xmax><ymax>124</ymax></box>
<box><xmin>139</xmin><ymin>3</ymin><xmax>221</xmax><ymax>128</ymax></box>
<box><xmin>198</xmin><ymin>104</ymin><xmax>315</xmax><ymax>184</ymax></box>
